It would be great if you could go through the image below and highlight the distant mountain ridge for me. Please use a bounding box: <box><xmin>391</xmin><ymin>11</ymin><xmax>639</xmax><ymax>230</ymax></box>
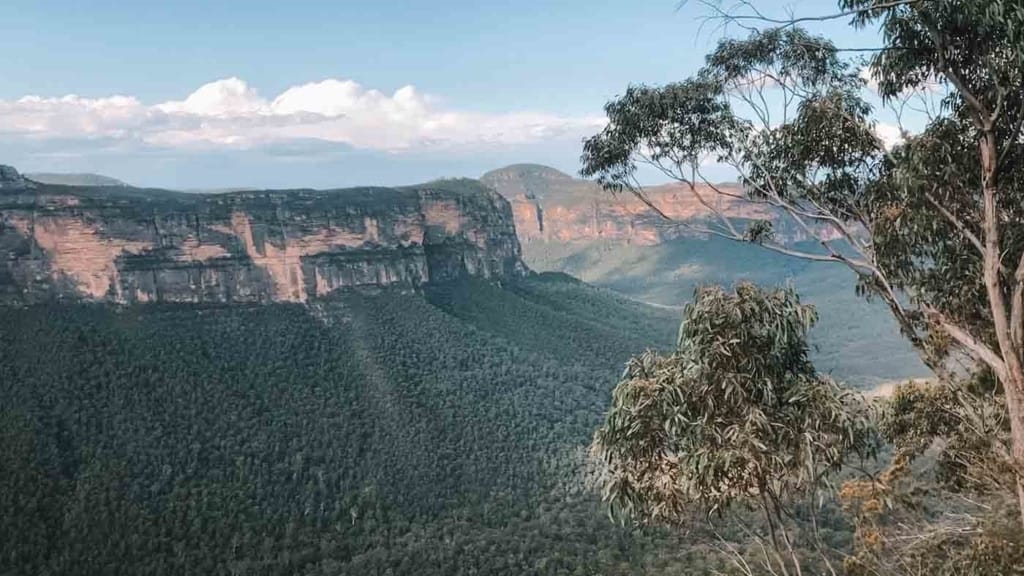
<box><xmin>25</xmin><ymin>172</ymin><xmax>129</xmax><ymax>187</ymax></box>
<box><xmin>480</xmin><ymin>164</ymin><xmax>575</xmax><ymax>199</ymax></box>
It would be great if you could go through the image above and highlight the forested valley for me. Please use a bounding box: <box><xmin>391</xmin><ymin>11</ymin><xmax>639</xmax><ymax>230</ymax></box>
<box><xmin>0</xmin><ymin>275</ymin><xmax>760</xmax><ymax>575</ymax></box>
<box><xmin>5</xmin><ymin>0</ymin><xmax>1024</xmax><ymax>573</ymax></box>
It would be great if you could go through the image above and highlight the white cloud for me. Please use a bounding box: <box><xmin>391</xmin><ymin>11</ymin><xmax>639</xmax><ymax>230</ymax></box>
<box><xmin>874</xmin><ymin>122</ymin><xmax>905</xmax><ymax>150</ymax></box>
<box><xmin>858</xmin><ymin>67</ymin><xmax>881</xmax><ymax>93</ymax></box>
<box><xmin>0</xmin><ymin>94</ymin><xmax>149</xmax><ymax>138</ymax></box>
<box><xmin>155</xmin><ymin>77</ymin><xmax>265</xmax><ymax>116</ymax></box>
<box><xmin>860</xmin><ymin>66</ymin><xmax>944</xmax><ymax>96</ymax></box>
<box><xmin>0</xmin><ymin>77</ymin><xmax>605</xmax><ymax>152</ymax></box>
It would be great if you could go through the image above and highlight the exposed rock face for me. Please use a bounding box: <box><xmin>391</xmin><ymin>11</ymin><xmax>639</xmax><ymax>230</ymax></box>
<box><xmin>0</xmin><ymin>165</ymin><xmax>32</xmax><ymax>190</ymax></box>
<box><xmin>0</xmin><ymin>171</ymin><xmax>524</xmax><ymax>304</ymax></box>
<box><xmin>481</xmin><ymin>163</ymin><xmax>772</xmax><ymax>246</ymax></box>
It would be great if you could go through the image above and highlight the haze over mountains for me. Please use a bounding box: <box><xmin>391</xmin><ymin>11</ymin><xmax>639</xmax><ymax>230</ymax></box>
<box><xmin>481</xmin><ymin>163</ymin><xmax>929</xmax><ymax>388</ymax></box>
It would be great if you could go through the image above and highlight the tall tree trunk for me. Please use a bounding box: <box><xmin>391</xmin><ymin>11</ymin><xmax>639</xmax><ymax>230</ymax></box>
<box><xmin>1002</xmin><ymin>375</ymin><xmax>1024</xmax><ymax>528</ymax></box>
<box><xmin>980</xmin><ymin>131</ymin><xmax>1024</xmax><ymax>527</ymax></box>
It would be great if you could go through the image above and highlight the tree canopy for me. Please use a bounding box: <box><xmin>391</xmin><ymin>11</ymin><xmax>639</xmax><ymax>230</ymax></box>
<box><xmin>582</xmin><ymin>0</ymin><xmax>1024</xmax><ymax>526</ymax></box>
<box><xmin>593</xmin><ymin>283</ymin><xmax>877</xmax><ymax>574</ymax></box>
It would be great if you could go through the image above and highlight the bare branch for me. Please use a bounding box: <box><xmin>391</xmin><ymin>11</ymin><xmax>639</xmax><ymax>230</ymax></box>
<box><xmin>688</xmin><ymin>0</ymin><xmax>926</xmax><ymax>30</ymax></box>
<box><xmin>924</xmin><ymin>305</ymin><xmax>1008</xmax><ymax>381</ymax></box>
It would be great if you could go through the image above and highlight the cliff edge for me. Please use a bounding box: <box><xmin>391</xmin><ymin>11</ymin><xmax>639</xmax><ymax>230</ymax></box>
<box><xmin>481</xmin><ymin>163</ymin><xmax>770</xmax><ymax>245</ymax></box>
<box><xmin>0</xmin><ymin>166</ymin><xmax>524</xmax><ymax>304</ymax></box>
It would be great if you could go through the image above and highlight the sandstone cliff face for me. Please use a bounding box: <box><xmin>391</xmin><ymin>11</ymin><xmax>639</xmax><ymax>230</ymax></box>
<box><xmin>0</xmin><ymin>166</ymin><xmax>524</xmax><ymax>304</ymax></box>
<box><xmin>481</xmin><ymin>164</ymin><xmax>773</xmax><ymax>246</ymax></box>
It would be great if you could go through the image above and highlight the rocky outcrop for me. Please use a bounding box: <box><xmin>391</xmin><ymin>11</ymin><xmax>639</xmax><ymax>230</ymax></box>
<box><xmin>0</xmin><ymin>167</ymin><xmax>524</xmax><ymax>304</ymax></box>
<box><xmin>0</xmin><ymin>165</ymin><xmax>33</xmax><ymax>190</ymax></box>
<box><xmin>481</xmin><ymin>164</ymin><xmax>772</xmax><ymax>246</ymax></box>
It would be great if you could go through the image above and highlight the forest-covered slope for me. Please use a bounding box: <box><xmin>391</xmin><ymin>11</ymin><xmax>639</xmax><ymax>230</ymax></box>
<box><xmin>0</xmin><ymin>276</ymin><xmax>769</xmax><ymax>575</ymax></box>
<box><xmin>524</xmin><ymin>236</ymin><xmax>931</xmax><ymax>389</ymax></box>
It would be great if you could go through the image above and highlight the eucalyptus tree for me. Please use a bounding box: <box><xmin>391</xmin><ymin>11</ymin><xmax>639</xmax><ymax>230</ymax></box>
<box><xmin>582</xmin><ymin>0</ymin><xmax>1024</xmax><ymax>522</ymax></box>
<box><xmin>592</xmin><ymin>283</ymin><xmax>877</xmax><ymax>576</ymax></box>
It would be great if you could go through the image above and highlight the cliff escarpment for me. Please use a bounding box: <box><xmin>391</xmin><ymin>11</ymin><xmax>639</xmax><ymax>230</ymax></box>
<box><xmin>0</xmin><ymin>166</ymin><xmax>524</xmax><ymax>304</ymax></box>
<box><xmin>481</xmin><ymin>164</ymin><xmax>773</xmax><ymax>246</ymax></box>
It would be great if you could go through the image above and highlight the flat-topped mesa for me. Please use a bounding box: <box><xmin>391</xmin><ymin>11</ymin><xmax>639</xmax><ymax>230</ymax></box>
<box><xmin>0</xmin><ymin>172</ymin><xmax>525</xmax><ymax>304</ymax></box>
<box><xmin>481</xmin><ymin>164</ymin><xmax>773</xmax><ymax>246</ymax></box>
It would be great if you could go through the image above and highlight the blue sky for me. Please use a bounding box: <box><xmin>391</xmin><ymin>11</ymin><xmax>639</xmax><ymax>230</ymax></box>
<box><xmin>0</xmin><ymin>0</ymin><xmax>882</xmax><ymax>189</ymax></box>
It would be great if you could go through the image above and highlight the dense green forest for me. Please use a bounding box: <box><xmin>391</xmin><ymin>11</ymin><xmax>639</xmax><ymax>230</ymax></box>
<box><xmin>0</xmin><ymin>275</ymin><xmax>756</xmax><ymax>575</ymax></box>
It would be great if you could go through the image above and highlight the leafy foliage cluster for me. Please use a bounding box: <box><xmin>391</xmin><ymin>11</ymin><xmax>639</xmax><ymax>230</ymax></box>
<box><xmin>839</xmin><ymin>371</ymin><xmax>1024</xmax><ymax>575</ymax></box>
<box><xmin>595</xmin><ymin>284</ymin><xmax>877</xmax><ymax>523</ymax></box>
<box><xmin>593</xmin><ymin>283</ymin><xmax>879</xmax><ymax>574</ymax></box>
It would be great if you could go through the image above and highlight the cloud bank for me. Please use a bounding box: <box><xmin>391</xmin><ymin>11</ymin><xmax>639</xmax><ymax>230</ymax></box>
<box><xmin>0</xmin><ymin>77</ymin><xmax>605</xmax><ymax>152</ymax></box>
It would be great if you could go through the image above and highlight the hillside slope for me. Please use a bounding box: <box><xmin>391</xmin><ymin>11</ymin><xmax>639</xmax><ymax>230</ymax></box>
<box><xmin>523</xmin><ymin>236</ymin><xmax>929</xmax><ymax>388</ymax></box>
<box><xmin>1</xmin><ymin>276</ymin><xmax>752</xmax><ymax>576</ymax></box>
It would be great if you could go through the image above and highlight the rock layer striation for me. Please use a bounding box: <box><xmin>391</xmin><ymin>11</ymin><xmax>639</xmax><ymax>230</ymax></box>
<box><xmin>0</xmin><ymin>166</ymin><xmax>524</xmax><ymax>304</ymax></box>
<box><xmin>481</xmin><ymin>163</ymin><xmax>773</xmax><ymax>246</ymax></box>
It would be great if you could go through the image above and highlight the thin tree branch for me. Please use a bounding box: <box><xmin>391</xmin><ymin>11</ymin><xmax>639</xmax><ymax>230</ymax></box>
<box><xmin>924</xmin><ymin>187</ymin><xmax>985</xmax><ymax>257</ymax></box>
<box><xmin>688</xmin><ymin>0</ymin><xmax>925</xmax><ymax>29</ymax></box>
<box><xmin>924</xmin><ymin>305</ymin><xmax>1007</xmax><ymax>381</ymax></box>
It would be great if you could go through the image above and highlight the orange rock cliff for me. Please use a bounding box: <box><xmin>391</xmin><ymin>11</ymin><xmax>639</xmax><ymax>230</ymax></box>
<box><xmin>480</xmin><ymin>164</ymin><xmax>773</xmax><ymax>246</ymax></box>
<box><xmin>0</xmin><ymin>166</ymin><xmax>524</xmax><ymax>304</ymax></box>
